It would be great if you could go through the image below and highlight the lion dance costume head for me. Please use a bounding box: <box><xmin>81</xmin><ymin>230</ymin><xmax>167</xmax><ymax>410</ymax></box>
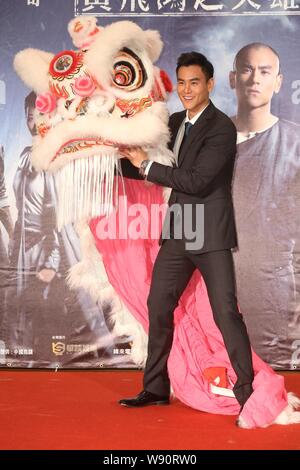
<box><xmin>14</xmin><ymin>15</ymin><xmax>173</xmax><ymax>227</ymax></box>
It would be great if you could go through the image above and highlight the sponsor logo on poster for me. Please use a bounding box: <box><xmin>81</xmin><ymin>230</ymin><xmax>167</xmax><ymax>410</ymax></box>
<box><xmin>52</xmin><ymin>342</ymin><xmax>66</xmax><ymax>356</ymax></box>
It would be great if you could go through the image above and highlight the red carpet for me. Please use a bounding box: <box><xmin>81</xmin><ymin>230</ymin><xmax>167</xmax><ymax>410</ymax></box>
<box><xmin>0</xmin><ymin>370</ymin><xmax>299</xmax><ymax>450</ymax></box>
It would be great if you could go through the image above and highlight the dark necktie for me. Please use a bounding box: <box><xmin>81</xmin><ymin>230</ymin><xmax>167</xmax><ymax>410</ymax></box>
<box><xmin>178</xmin><ymin>121</ymin><xmax>193</xmax><ymax>160</ymax></box>
<box><xmin>184</xmin><ymin>121</ymin><xmax>193</xmax><ymax>137</ymax></box>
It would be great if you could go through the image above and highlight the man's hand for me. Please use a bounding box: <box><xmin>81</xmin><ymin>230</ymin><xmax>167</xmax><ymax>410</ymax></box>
<box><xmin>36</xmin><ymin>268</ymin><xmax>56</xmax><ymax>283</ymax></box>
<box><xmin>118</xmin><ymin>146</ymin><xmax>148</xmax><ymax>168</ymax></box>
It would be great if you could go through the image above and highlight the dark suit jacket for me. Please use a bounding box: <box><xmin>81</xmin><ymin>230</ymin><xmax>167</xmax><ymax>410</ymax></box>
<box><xmin>121</xmin><ymin>101</ymin><xmax>238</xmax><ymax>253</ymax></box>
<box><xmin>148</xmin><ymin>101</ymin><xmax>237</xmax><ymax>253</ymax></box>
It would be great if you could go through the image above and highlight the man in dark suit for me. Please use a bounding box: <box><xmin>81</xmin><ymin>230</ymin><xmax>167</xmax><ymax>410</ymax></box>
<box><xmin>119</xmin><ymin>52</ymin><xmax>254</xmax><ymax>412</ymax></box>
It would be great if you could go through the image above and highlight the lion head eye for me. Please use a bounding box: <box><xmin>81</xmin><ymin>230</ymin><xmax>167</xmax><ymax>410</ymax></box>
<box><xmin>112</xmin><ymin>47</ymin><xmax>147</xmax><ymax>91</ymax></box>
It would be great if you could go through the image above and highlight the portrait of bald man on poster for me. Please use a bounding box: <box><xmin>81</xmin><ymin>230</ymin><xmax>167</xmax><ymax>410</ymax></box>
<box><xmin>230</xmin><ymin>43</ymin><xmax>300</xmax><ymax>369</ymax></box>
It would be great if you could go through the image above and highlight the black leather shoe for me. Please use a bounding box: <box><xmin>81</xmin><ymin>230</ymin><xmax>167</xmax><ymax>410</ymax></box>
<box><xmin>119</xmin><ymin>390</ymin><xmax>170</xmax><ymax>407</ymax></box>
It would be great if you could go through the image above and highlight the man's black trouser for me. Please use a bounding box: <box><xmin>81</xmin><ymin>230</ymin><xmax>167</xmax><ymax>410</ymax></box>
<box><xmin>144</xmin><ymin>239</ymin><xmax>254</xmax><ymax>407</ymax></box>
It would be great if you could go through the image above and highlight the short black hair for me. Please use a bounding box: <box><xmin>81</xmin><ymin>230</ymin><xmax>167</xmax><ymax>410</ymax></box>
<box><xmin>233</xmin><ymin>43</ymin><xmax>281</xmax><ymax>74</ymax></box>
<box><xmin>24</xmin><ymin>91</ymin><xmax>37</xmax><ymax>114</ymax></box>
<box><xmin>176</xmin><ymin>52</ymin><xmax>214</xmax><ymax>81</ymax></box>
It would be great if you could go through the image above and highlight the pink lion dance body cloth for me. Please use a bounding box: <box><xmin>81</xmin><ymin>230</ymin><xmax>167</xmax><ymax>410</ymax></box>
<box><xmin>14</xmin><ymin>16</ymin><xmax>300</xmax><ymax>428</ymax></box>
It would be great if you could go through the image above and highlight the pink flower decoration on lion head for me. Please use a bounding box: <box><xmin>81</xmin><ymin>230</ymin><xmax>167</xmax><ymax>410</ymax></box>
<box><xmin>35</xmin><ymin>92</ymin><xmax>57</xmax><ymax>114</ymax></box>
<box><xmin>73</xmin><ymin>75</ymin><xmax>96</xmax><ymax>97</ymax></box>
